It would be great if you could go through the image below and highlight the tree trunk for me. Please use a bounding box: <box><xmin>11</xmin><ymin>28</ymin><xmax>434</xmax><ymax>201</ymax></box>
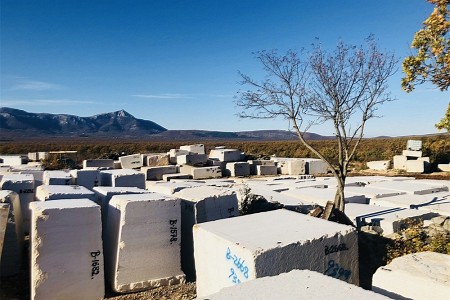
<box><xmin>334</xmin><ymin>176</ymin><xmax>346</xmax><ymax>212</ymax></box>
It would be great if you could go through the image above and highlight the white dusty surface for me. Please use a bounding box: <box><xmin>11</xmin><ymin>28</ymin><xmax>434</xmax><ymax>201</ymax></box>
<box><xmin>201</xmin><ymin>269</ymin><xmax>391</xmax><ymax>300</ymax></box>
<box><xmin>372</xmin><ymin>251</ymin><xmax>450</xmax><ymax>300</ymax></box>
<box><xmin>29</xmin><ymin>199</ymin><xmax>104</xmax><ymax>300</ymax></box>
<box><xmin>36</xmin><ymin>184</ymin><xmax>96</xmax><ymax>201</ymax></box>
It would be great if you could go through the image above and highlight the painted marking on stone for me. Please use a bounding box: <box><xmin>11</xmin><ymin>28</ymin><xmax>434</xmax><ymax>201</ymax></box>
<box><xmin>169</xmin><ymin>219</ymin><xmax>178</xmax><ymax>244</ymax></box>
<box><xmin>324</xmin><ymin>260</ymin><xmax>351</xmax><ymax>281</ymax></box>
<box><xmin>90</xmin><ymin>250</ymin><xmax>101</xmax><ymax>279</ymax></box>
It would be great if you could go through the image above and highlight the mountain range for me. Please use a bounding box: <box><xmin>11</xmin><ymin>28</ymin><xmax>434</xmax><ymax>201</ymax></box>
<box><xmin>0</xmin><ymin>107</ymin><xmax>332</xmax><ymax>141</ymax></box>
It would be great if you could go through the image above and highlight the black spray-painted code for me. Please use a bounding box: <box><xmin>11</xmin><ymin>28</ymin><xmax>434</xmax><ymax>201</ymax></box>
<box><xmin>324</xmin><ymin>243</ymin><xmax>349</xmax><ymax>255</ymax></box>
<box><xmin>90</xmin><ymin>250</ymin><xmax>101</xmax><ymax>279</ymax></box>
<box><xmin>169</xmin><ymin>219</ymin><xmax>178</xmax><ymax>244</ymax></box>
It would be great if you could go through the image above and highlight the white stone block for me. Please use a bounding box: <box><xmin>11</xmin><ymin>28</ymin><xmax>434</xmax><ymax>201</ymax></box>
<box><xmin>174</xmin><ymin>186</ymin><xmax>239</xmax><ymax>280</ymax></box>
<box><xmin>0</xmin><ymin>173</ymin><xmax>35</xmax><ymax>233</ymax></box>
<box><xmin>0</xmin><ymin>203</ymin><xmax>9</xmax><ymax>264</ymax></box>
<box><xmin>225</xmin><ymin>162</ymin><xmax>250</xmax><ymax>177</ymax></box>
<box><xmin>143</xmin><ymin>153</ymin><xmax>170</xmax><ymax>167</ymax></box>
<box><xmin>83</xmin><ymin>159</ymin><xmax>114</xmax><ymax>169</ymax></box>
<box><xmin>209</xmin><ymin>149</ymin><xmax>242</xmax><ymax>162</ymax></box>
<box><xmin>30</xmin><ymin>199</ymin><xmax>104</xmax><ymax>300</ymax></box>
<box><xmin>92</xmin><ymin>186</ymin><xmax>150</xmax><ymax>235</ymax></box>
<box><xmin>162</xmin><ymin>173</ymin><xmax>192</xmax><ymax>181</ymax></box>
<box><xmin>100</xmin><ymin>169</ymin><xmax>145</xmax><ymax>188</ymax></box>
<box><xmin>402</xmin><ymin>149</ymin><xmax>422</xmax><ymax>158</ymax></box>
<box><xmin>406</xmin><ymin>160</ymin><xmax>425</xmax><ymax>173</ymax></box>
<box><xmin>393</xmin><ymin>155</ymin><xmax>407</xmax><ymax>170</ymax></box>
<box><xmin>369</xmin><ymin>180</ymin><xmax>448</xmax><ymax>195</ymax></box>
<box><xmin>202</xmin><ymin>269</ymin><xmax>390</xmax><ymax>300</ymax></box>
<box><xmin>28</xmin><ymin>152</ymin><xmax>39</xmax><ymax>161</ymax></box>
<box><xmin>141</xmin><ymin>165</ymin><xmax>178</xmax><ymax>181</ymax></box>
<box><xmin>180</xmin><ymin>165</ymin><xmax>222</xmax><ymax>180</ymax></box>
<box><xmin>169</xmin><ymin>149</ymin><xmax>190</xmax><ymax>164</ymax></box>
<box><xmin>345</xmin><ymin>203</ymin><xmax>438</xmax><ymax>235</ymax></box>
<box><xmin>280</xmin><ymin>187</ymin><xmax>366</xmax><ymax>206</ymax></box>
<box><xmin>105</xmin><ymin>193</ymin><xmax>185</xmax><ymax>293</ymax></box>
<box><xmin>194</xmin><ymin>209</ymin><xmax>359</xmax><ymax>297</ymax></box>
<box><xmin>36</xmin><ymin>185</ymin><xmax>96</xmax><ymax>202</ymax></box>
<box><xmin>372</xmin><ymin>252</ymin><xmax>449</xmax><ymax>300</ymax></box>
<box><xmin>20</xmin><ymin>170</ymin><xmax>45</xmax><ymax>187</ymax></box>
<box><xmin>366</xmin><ymin>160</ymin><xmax>390</xmax><ymax>171</ymax></box>
<box><xmin>176</xmin><ymin>153</ymin><xmax>208</xmax><ymax>166</ymax></box>
<box><xmin>180</xmin><ymin>144</ymin><xmax>205</xmax><ymax>155</ymax></box>
<box><xmin>437</xmin><ymin>163</ymin><xmax>450</xmax><ymax>172</ymax></box>
<box><xmin>303</xmin><ymin>158</ymin><xmax>328</xmax><ymax>175</ymax></box>
<box><xmin>119</xmin><ymin>154</ymin><xmax>142</xmax><ymax>169</ymax></box>
<box><xmin>274</xmin><ymin>158</ymin><xmax>306</xmax><ymax>175</ymax></box>
<box><xmin>146</xmin><ymin>181</ymin><xmax>196</xmax><ymax>195</ymax></box>
<box><xmin>344</xmin><ymin>186</ymin><xmax>405</xmax><ymax>200</ymax></box>
<box><xmin>43</xmin><ymin>170</ymin><xmax>72</xmax><ymax>185</ymax></box>
<box><xmin>0</xmin><ymin>155</ymin><xmax>26</xmax><ymax>166</ymax></box>
<box><xmin>0</xmin><ymin>190</ymin><xmax>24</xmax><ymax>276</ymax></box>
<box><xmin>247</xmin><ymin>160</ymin><xmax>275</xmax><ymax>175</ymax></box>
<box><xmin>406</xmin><ymin>139</ymin><xmax>422</xmax><ymax>151</ymax></box>
<box><xmin>70</xmin><ymin>169</ymin><xmax>100</xmax><ymax>189</ymax></box>
<box><xmin>370</xmin><ymin>191</ymin><xmax>450</xmax><ymax>216</ymax></box>
<box><xmin>256</xmin><ymin>165</ymin><xmax>278</xmax><ymax>176</ymax></box>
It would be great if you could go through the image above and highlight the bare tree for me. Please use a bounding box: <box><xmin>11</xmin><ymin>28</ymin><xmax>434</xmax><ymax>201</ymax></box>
<box><xmin>236</xmin><ymin>37</ymin><xmax>397</xmax><ymax>213</ymax></box>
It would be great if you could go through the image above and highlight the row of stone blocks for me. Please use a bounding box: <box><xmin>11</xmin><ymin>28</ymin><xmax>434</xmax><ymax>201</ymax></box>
<box><xmin>19</xmin><ymin>192</ymin><xmax>358</xmax><ymax>299</ymax></box>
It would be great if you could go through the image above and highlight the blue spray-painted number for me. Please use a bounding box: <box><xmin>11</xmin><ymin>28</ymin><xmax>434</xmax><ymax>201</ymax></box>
<box><xmin>324</xmin><ymin>260</ymin><xmax>351</xmax><ymax>281</ymax></box>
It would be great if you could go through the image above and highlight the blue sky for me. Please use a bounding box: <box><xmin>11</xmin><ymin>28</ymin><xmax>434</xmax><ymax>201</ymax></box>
<box><xmin>1</xmin><ymin>0</ymin><xmax>449</xmax><ymax>137</ymax></box>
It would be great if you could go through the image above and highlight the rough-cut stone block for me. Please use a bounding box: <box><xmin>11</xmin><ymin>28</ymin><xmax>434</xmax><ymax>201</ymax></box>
<box><xmin>194</xmin><ymin>209</ymin><xmax>358</xmax><ymax>297</ymax></box>
<box><xmin>366</xmin><ymin>160</ymin><xmax>390</xmax><ymax>171</ymax></box>
<box><xmin>83</xmin><ymin>159</ymin><xmax>114</xmax><ymax>169</ymax></box>
<box><xmin>372</xmin><ymin>252</ymin><xmax>449</xmax><ymax>300</ymax></box>
<box><xmin>179</xmin><ymin>165</ymin><xmax>222</xmax><ymax>180</ymax></box>
<box><xmin>36</xmin><ymin>185</ymin><xmax>96</xmax><ymax>202</ymax></box>
<box><xmin>247</xmin><ymin>160</ymin><xmax>275</xmax><ymax>175</ymax></box>
<box><xmin>70</xmin><ymin>169</ymin><xmax>100</xmax><ymax>189</ymax></box>
<box><xmin>369</xmin><ymin>180</ymin><xmax>448</xmax><ymax>195</ymax></box>
<box><xmin>92</xmin><ymin>186</ymin><xmax>150</xmax><ymax>238</ymax></box>
<box><xmin>405</xmin><ymin>160</ymin><xmax>424</xmax><ymax>173</ymax></box>
<box><xmin>406</xmin><ymin>139</ymin><xmax>422</xmax><ymax>151</ymax></box>
<box><xmin>0</xmin><ymin>155</ymin><xmax>27</xmax><ymax>166</ymax></box>
<box><xmin>176</xmin><ymin>154</ymin><xmax>208</xmax><ymax>166</ymax></box>
<box><xmin>202</xmin><ymin>269</ymin><xmax>390</xmax><ymax>300</ymax></box>
<box><xmin>174</xmin><ymin>186</ymin><xmax>239</xmax><ymax>280</ymax></box>
<box><xmin>162</xmin><ymin>173</ymin><xmax>192</xmax><ymax>181</ymax></box>
<box><xmin>303</xmin><ymin>158</ymin><xmax>328</xmax><ymax>175</ymax></box>
<box><xmin>43</xmin><ymin>170</ymin><xmax>72</xmax><ymax>185</ymax></box>
<box><xmin>0</xmin><ymin>191</ymin><xmax>24</xmax><ymax>276</ymax></box>
<box><xmin>169</xmin><ymin>149</ymin><xmax>190</xmax><ymax>164</ymax></box>
<box><xmin>256</xmin><ymin>165</ymin><xmax>278</xmax><ymax>176</ymax></box>
<box><xmin>274</xmin><ymin>158</ymin><xmax>306</xmax><ymax>175</ymax></box>
<box><xmin>0</xmin><ymin>203</ymin><xmax>9</xmax><ymax>264</ymax></box>
<box><xmin>180</xmin><ymin>144</ymin><xmax>205</xmax><ymax>155</ymax></box>
<box><xmin>438</xmin><ymin>163</ymin><xmax>450</xmax><ymax>172</ymax></box>
<box><xmin>209</xmin><ymin>149</ymin><xmax>242</xmax><ymax>162</ymax></box>
<box><xmin>20</xmin><ymin>170</ymin><xmax>44</xmax><ymax>187</ymax></box>
<box><xmin>119</xmin><ymin>154</ymin><xmax>142</xmax><ymax>169</ymax></box>
<box><xmin>141</xmin><ymin>165</ymin><xmax>178</xmax><ymax>181</ymax></box>
<box><xmin>370</xmin><ymin>191</ymin><xmax>450</xmax><ymax>217</ymax></box>
<box><xmin>393</xmin><ymin>155</ymin><xmax>407</xmax><ymax>170</ymax></box>
<box><xmin>105</xmin><ymin>193</ymin><xmax>185</xmax><ymax>293</ymax></box>
<box><xmin>145</xmin><ymin>181</ymin><xmax>201</xmax><ymax>195</ymax></box>
<box><xmin>100</xmin><ymin>169</ymin><xmax>145</xmax><ymax>189</ymax></box>
<box><xmin>30</xmin><ymin>199</ymin><xmax>104</xmax><ymax>300</ymax></box>
<box><xmin>402</xmin><ymin>149</ymin><xmax>422</xmax><ymax>158</ymax></box>
<box><xmin>0</xmin><ymin>173</ymin><xmax>35</xmax><ymax>233</ymax></box>
<box><xmin>225</xmin><ymin>162</ymin><xmax>250</xmax><ymax>177</ymax></box>
<box><xmin>280</xmin><ymin>187</ymin><xmax>366</xmax><ymax>206</ymax></box>
<box><xmin>143</xmin><ymin>153</ymin><xmax>170</xmax><ymax>167</ymax></box>
<box><xmin>345</xmin><ymin>203</ymin><xmax>438</xmax><ymax>235</ymax></box>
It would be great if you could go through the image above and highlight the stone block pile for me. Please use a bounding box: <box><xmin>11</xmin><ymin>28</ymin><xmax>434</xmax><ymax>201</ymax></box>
<box><xmin>0</xmin><ymin>144</ymin><xmax>449</xmax><ymax>299</ymax></box>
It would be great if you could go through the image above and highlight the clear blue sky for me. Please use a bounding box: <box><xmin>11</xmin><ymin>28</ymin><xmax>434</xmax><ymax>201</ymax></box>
<box><xmin>1</xmin><ymin>0</ymin><xmax>449</xmax><ymax>137</ymax></box>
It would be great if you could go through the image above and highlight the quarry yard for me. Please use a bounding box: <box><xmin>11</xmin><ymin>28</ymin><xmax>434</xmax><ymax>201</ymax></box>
<box><xmin>0</xmin><ymin>142</ymin><xmax>449</xmax><ymax>300</ymax></box>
